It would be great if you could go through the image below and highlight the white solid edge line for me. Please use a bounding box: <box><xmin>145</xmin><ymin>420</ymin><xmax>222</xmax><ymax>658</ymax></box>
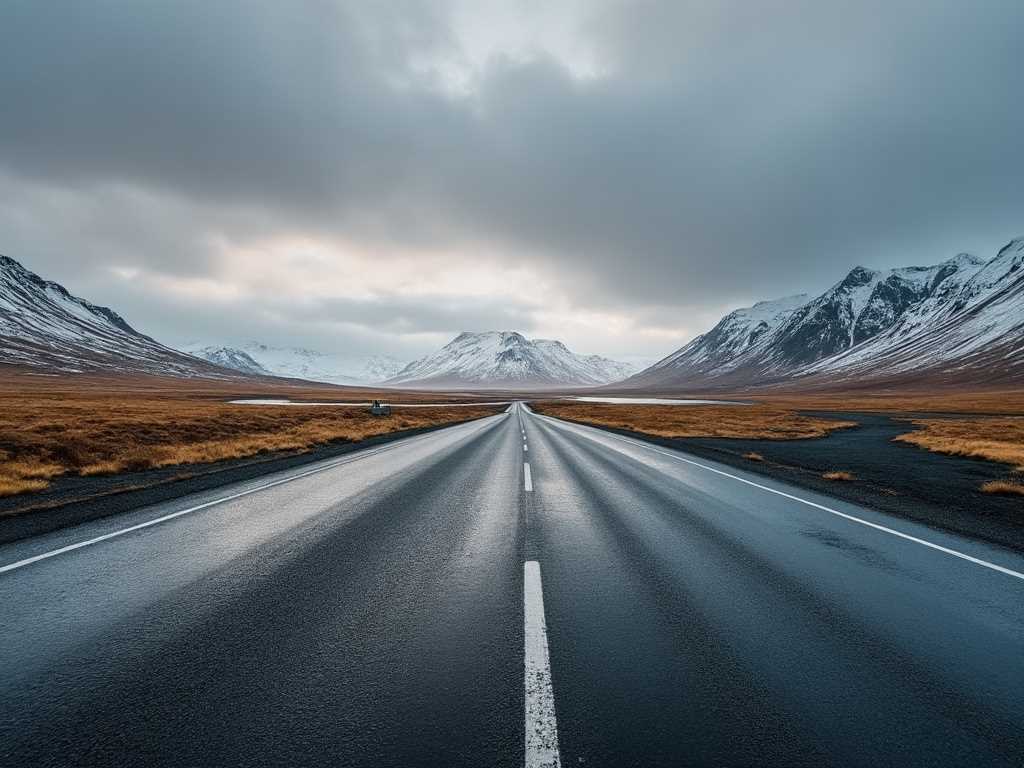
<box><xmin>537</xmin><ymin>414</ymin><xmax>1024</xmax><ymax>582</ymax></box>
<box><xmin>0</xmin><ymin>415</ymin><xmax>502</xmax><ymax>576</ymax></box>
<box><xmin>524</xmin><ymin>561</ymin><xmax>561</xmax><ymax>768</ymax></box>
<box><xmin>524</xmin><ymin>462</ymin><xmax>533</xmax><ymax>492</ymax></box>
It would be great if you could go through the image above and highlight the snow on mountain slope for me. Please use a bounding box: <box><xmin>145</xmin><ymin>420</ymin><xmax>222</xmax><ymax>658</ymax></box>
<box><xmin>0</xmin><ymin>254</ymin><xmax>240</xmax><ymax>378</ymax></box>
<box><xmin>767</xmin><ymin>256</ymin><xmax>986</xmax><ymax>370</ymax></box>
<box><xmin>625</xmin><ymin>238</ymin><xmax>1023</xmax><ymax>390</ymax></box>
<box><xmin>384</xmin><ymin>331</ymin><xmax>636</xmax><ymax>389</ymax></box>
<box><xmin>803</xmin><ymin>240</ymin><xmax>1024</xmax><ymax>383</ymax></box>
<box><xmin>643</xmin><ymin>294</ymin><xmax>808</xmax><ymax>381</ymax></box>
<box><xmin>184</xmin><ymin>342</ymin><xmax>405</xmax><ymax>385</ymax></box>
<box><xmin>186</xmin><ymin>346</ymin><xmax>270</xmax><ymax>376</ymax></box>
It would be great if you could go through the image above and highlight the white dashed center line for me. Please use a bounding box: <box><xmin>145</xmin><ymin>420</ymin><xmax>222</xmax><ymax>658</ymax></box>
<box><xmin>524</xmin><ymin>462</ymin><xmax>533</xmax><ymax>492</ymax></box>
<box><xmin>524</xmin><ymin>561</ymin><xmax>561</xmax><ymax>767</ymax></box>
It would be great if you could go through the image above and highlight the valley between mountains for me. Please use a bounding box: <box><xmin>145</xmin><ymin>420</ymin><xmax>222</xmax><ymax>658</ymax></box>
<box><xmin>1</xmin><ymin>241</ymin><xmax>1023</xmax><ymax>548</ymax></box>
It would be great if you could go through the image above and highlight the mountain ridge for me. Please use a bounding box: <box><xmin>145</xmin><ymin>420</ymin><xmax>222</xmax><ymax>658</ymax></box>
<box><xmin>625</xmin><ymin>238</ymin><xmax>1024</xmax><ymax>390</ymax></box>
<box><xmin>183</xmin><ymin>342</ymin><xmax>405</xmax><ymax>385</ymax></box>
<box><xmin>0</xmin><ymin>254</ymin><xmax>243</xmax><ymax>378</ymax></box>
<box><xmin>385</xmin><ymin>331</ymin><xmax>636</xmax><ymax>389</ymax></box>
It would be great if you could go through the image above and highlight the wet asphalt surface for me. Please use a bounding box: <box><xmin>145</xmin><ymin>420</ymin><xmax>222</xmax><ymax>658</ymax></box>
<box><xmin>2</xmin><ymin>404</ymin><xmax>1023</xmax><ymax>766</ymax></box>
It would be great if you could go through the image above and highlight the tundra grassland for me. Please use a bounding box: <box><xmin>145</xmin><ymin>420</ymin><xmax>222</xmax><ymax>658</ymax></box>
<box><xmin>529</xmin><ymin>401</ymin><xmax>856</xmax><ymax>439</ymax></box>
<box><xmin>0</xmin><ymin>371</ymin><xmax>501</xmax><ymax>497</ymax></box>
<box><xmin>894</xmin><ymin>417</ymin><xmax>1024</xmax><ymax>473</ymax></box>
<box><xmin>639</xmin><ymin>387</ymin><xmax>1024</xmax><ymax>415</ymax></box>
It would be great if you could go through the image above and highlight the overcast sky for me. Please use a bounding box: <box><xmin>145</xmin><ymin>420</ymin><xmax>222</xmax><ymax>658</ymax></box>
<box><xmin>2</xmin><ymin>0</ymin><xmax>1022</xmax><ymax>364</ymax></box>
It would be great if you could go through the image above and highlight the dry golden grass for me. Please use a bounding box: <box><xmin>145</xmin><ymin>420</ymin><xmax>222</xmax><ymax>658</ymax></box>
<box><xmin>893</xmin><ymin>417</ymin><xmax>1024</xmax><ymax>471</ymax></box>
<box><xmin>822</xmin><ymin>471</ymin><xmax>854</xmax><ymax>481</ymax></box>
<box><xmin>981</xmin><ymin>480</ymin><xmax>1024</xmax><ymax>496</ymax></box>
<box><xmin>0</xmin><ymin>454</ymin><xmax>66</xmax><ymax>497</ymax></box>
<box><xmin>0</xmin><ymin>373</ymin><xmax>501</xmax><ymax>496</ymax></box>
<box><xmin>530</xmin><ymin>401</ymin><xmax>855</xmax><ymax>440</ymax></box>
<box><xmin>744</xmin><ymin>452</ymin><xmax>765</xmax><ymax>462</ymax></box>
<box><xmin>599</xmin><ymin>387</ymin><xmax>1024</xmax><ymax>415</ymax></box>
<box><xmin>1</xmin><ymin>457</ymin><xmax>64</xmax><ymax>480</ymax></box>
<box><xmin>0</xmin><ymin>477</ymin><xmax>49</xmax><ymax>496</ymax></box>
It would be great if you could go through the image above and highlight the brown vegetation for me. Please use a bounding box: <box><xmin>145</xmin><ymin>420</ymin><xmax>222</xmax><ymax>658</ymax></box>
<box><xmin>768</xmin><ymin>388</ymin><xmax>1024</xmax><ymax>415</ymax></box>
<box><xmin>744</xmin><ymin>452</ymin><xmax>765</xmax><ymax>462</ymax></box>
<box><xmin>0</xmin><ymin>476</ymin><xmax>49</xmax><ymax>496</ymax></box>
<box><xmin>981</xmin><ymin>480</ymin><xmax>1024</xmax><ymax>497</ymax></box>
<box><xmin>530</xmin><ymin>401</ymin><xmax>855</xmax><ymax>440</ymax></box>
<box><xmin>0</xmin><ymin>372</ymin><xmax>501</xmax><ymax>497</ymax></box>
<box><xmin>608</xmin><ymin>387</ymin><xmax>1024</xmax><ymax>415</ymax></box>
<box><xmin>893</xmin><ymin>417</ymin><xmax>1024</xmax><ymax>472</ymax></box>
<box><xmin>822</xmin><ymin>471</ymin><xmax>854</xmax><ymax>481</ymax></box>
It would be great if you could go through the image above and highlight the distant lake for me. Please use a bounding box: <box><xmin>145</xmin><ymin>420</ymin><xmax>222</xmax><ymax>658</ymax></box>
<box><xmin>568</xmin><ymin>396</ymin><xmax>748</xmax><ymax>405</ymax></box>
<box><xmin>231</xmin><ymin>398</ymin><xmax>511</xmax><ymax>407</ymax></box>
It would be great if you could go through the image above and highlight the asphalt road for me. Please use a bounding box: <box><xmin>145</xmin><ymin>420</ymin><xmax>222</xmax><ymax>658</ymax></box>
<box><xmin>2</xmin><ymin>403</ymin><xmax>1022</xmax><ymax>767</ymax></box>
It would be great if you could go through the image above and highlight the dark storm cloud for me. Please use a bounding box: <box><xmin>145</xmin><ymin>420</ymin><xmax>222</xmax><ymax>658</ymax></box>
<box><xmin>453</xmin><ymin>0</ymin><xmax>1024</xmax><ymax>304</ymax></box>
<box><xmin>1</xmin><ymin>0</ymin><xmax>1022</xmax><ymax>352</ymax></box>
<box><xmin>0</xmin><ymin>1</ymin><xmax>461</xmax><ymax>225</ymax></box>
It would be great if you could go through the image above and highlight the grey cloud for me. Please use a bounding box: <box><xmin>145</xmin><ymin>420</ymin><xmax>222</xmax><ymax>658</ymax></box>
<box><xmin>1</xmin><ymin>0</ymin><xmax>1022</xmax><ymax>354</ymax></box>
<box><xmin>106</xmin><ymin>271</ymin><xmax>544</xmax><ymax>358</ymax></box>
<box><xmin>285</xmin><ymin>295</ymin><xmax>537</xmax><ymax>336</ymax></box>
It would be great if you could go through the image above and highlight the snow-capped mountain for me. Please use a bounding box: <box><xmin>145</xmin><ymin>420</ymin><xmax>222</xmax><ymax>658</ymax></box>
<box><xmin>626</xmin><ymin>238</ymin><xmax>1024</xmax><ymax>390</ymax></box>
<box><xmin>384</xmin><ymin>331</ymin><xmax>636</xmax><ymax>389</ymax></box>
<box><xmin>185</xmin><ymin>346</ymin><xmax>270</xmax><ymax>376</ymax></box>
<box><xmin>0</xmin><ymin>254</ymin><xmax>240</xmax><ymax>378</ymax></box>
<box><xmin>641</xmin><ymin>294</ymin><xmax>810</xmax><ymax>384</ymax></box>
<box><xmin>184</xmin><ymin>342</ymin><xmax>405</xmax><ymax>385</ymax></box>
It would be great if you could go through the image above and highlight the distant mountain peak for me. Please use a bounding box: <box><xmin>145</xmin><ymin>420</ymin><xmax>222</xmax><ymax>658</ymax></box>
<box><xmin>186</xmin><ymin>345</ymin><xmax>269</xmax><ymax>376</ymax></box>
<box><xmin>997</xmin><ymin>237</ymin><xmax>1024</xmax><ymax>256</ymax></box>
<box><xmin>385</xmin><ymin>330</ymin><xmax>635</xmax><ymax>389</ymax></box>
<box><xmin>947</xmin><ymin>252</ymin><xmax>985</xmax><ymax>266</ymax></box>
<box><xmin>841</xmin><ymin>265</ymin><xmax>878</xmax><ymax>286</ymax></box>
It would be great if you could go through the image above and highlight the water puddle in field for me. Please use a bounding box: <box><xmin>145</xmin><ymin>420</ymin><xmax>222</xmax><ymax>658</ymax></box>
<box><xmin>567</xmin><ymin>396</ymin><xmax>749</xmax><ymax>405</ymax></box>
<box><xmin>230</xmin><ymin>398</ymin><xmax>512</xmax><ymax>407</ymax></box>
